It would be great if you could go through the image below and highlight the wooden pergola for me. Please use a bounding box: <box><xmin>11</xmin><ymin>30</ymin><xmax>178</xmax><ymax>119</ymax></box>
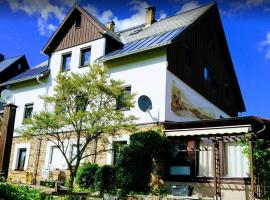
<box><xmin>163</xmin><ymin>116</ymin><xmax>270</xmax><ymax>200</ymax></box>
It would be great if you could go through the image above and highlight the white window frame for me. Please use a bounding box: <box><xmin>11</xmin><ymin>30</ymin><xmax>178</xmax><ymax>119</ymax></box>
<box><xmin>44</xmin><ymin>139</ymin><xmax>86</xmax><ymax>172</ymax></box>
<box><xmin>12</xmin><ymin>143</ymin><xmax>31</xmax><ymax>171</ymax></box>
<box><xmin>106</xmin><ymin>134</ymin><xmax>130</xmax><ymax>165</ymax></box>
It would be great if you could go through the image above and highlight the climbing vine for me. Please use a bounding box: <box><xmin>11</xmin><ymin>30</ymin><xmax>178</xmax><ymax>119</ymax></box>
<box><xmin>240</xmin><ymin>132</ymin><xmax>270</xmax><ymax>196</ymax></box>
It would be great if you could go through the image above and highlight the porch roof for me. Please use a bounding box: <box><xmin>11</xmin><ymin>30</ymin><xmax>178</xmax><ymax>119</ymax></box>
<box><xmin>165</xmin><ymin>124</ymin><xmax>252</xmax><ymax>137</ymax></box>
<box><xmin>163</xmin><ymin>116</ymin><xmax>270</xmax><ymax>138</ymax></box>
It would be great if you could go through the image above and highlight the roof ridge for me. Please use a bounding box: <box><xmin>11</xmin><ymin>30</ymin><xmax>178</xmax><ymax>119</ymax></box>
<box><xmin>157</xmin><ymin>2</ymin><xmax>215</xmax><ymax>23</ymax></box>
<box><xmin>115</xmin><ymin>2</ymin><xmax>215</xmax><ymax>34</ymax></box>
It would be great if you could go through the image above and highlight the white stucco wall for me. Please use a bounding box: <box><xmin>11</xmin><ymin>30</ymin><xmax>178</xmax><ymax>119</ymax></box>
<box><xmin>10</xmin><ymin>79</ymin><xmax>50</xmax><ymax>136</ymax></box>
<box><xmin>108</xmin><ymin>50</ymin><xmax>168</xmax><ymax>124</ymax></box>
<box><xmin>165</xmin><ymin>70</ymin><xmax>230</xmax><ymax>122</ymax></box>
<box><xmin>49</xmin><ymin>38</ymin><xmax>106</xmax><ymax>82</ymax></box>
<box><xmin>10</xmin><ymin>38</ymin><xmax>107</xmax><ymax>134</ymax></box>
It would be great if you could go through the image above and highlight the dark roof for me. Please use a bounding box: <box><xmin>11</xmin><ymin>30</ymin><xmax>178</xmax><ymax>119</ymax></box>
<box><xmin>118</xmin><ymin>3</ymin><xmax>214</xmax><ymax>43</ymax></box>
<box><xmin>0</xmin><ymin>56</ymin><xmax>23</xmax><ymax>73</ymax></box>
<box><xmin>101</xmin><ymin>28</ymin><xmax>185</xmax><ymax>61</ymax></box>
<box><xmin>0</xmin><ymin>65</ymin><xmax>49</xmax><ymax>86</ymax></box>
<box><xmin>101</xmin><ymin>3</ymin><xmax>214</xmax><ymax>61</ymax></box>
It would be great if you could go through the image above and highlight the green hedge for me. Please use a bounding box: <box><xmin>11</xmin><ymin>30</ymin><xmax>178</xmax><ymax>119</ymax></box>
<box><xmin>0</xmin><ymin>182</ymin><xmax>41</xmax><ymax>200</ymax></box>
<box><xmin>75</xmin><ymin>163</ymin><xmax>99</xmax><ymax>190</ymax></box>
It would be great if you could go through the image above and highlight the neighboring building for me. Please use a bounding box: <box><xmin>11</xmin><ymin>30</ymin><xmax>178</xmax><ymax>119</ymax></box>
<box><xmin>0</xmin><ymin>54</ymin><xmax>29</xmax><ymax>113</ymax></box>
<box><xmin>2</xmin><ymin>3</ymin><xmax>265</xmax><ymax>200</ymax></box>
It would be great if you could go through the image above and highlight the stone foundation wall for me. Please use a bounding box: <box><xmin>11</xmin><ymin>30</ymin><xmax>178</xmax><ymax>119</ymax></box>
<box><xmin>8</xmin><ymin>123</ymin><xmax>159</xmax><ymax>183</ymax></box>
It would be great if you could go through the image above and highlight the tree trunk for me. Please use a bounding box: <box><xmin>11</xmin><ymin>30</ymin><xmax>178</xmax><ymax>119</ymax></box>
<box><xmin>68</xmin><ymin>171</ymin><xmax>75</xmax><ymax>190</ymax></box>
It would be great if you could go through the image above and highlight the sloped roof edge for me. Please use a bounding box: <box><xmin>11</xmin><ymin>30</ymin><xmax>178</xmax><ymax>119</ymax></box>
<box><xmin>42</xmin><ymin>4</ymin><xmax>121</xmax><ymax>55</ymax></box>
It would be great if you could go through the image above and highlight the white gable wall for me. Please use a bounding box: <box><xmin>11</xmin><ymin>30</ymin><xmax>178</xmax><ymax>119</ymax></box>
<box><xmin>49</xmin><ymin>38</ymin><xmax>106</xmax><ymax>84</ymax></box>
<box><xmin>108</xmin><ymin>50</ymin><xmax>168</xmax><ymax>124</ymax></box>
<box><xmin>165</xmin><ymin>70</ymin><xmax>230</xmax><ymax>121</ymax></box>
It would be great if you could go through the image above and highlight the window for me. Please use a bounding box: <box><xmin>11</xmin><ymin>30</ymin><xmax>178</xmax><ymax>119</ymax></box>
<box><xmin>168</xmin><ymin>138</ymin><xmax>213</xmax><ymax>177</ymax></box>
<box><xmin>12</xmin><ymin>143</ymin><xmax>30</xmax><ymax>171</ymax></box>
<box><xmin>16</xmin><ymin>148</ymin><xmax>27</xmax><ymax>170</ymax></box>
<box><xmin>76</xmin><ymin>95</ymin><xmax>88</xmax><ymax>111</ymax></box>
<box><xmin>225</xmin><ymin>83</ymin><xmax>230</xmax><ymax>97</ymax></box>
<box><xmin>169</xmin><ymin>139</ymin><xmax>196</xmax><ymax>176</ymax></box>
<box><xmin>80</xmin><ymin>48</ymin><xmax>91</xmax><ymax>67</ymax></box>
<box><xmin>24</xmin><ymin>103</ymin><xmax>33</xmax><ymax>120</ymax></box>
<box><xmin>203</xmin><ymin>66</ymin><xmax>215</xmax><ymax>85</ymax></box>
<box><xmin>116</xmin><ymin>86</ymin><xmax>131</xmax><ymax>110</ymax></box>
<box><xmin>112</xmin><ymin>141</ymin><xmax>127</xmax><ymax>165</ymax></box>
<box><xmin>224</xmin><ymin>143</ymin><xmax>249</xmax><ymax>177</ymax></box>
<box><xmin>185</xmin><ymin>45</ymin><xmax>192</xmax><ymax>66</ymax></box>
<box><xmin>49</xmin><ymin>146</ymin><xmax>66</xmax><ymax>169</ymax></box>
<box><xmin>62</xmin><ymin>53</ymin><xmax>71</xmax><ymax>71</ymax></box>
<box><xmin>70</xmin><ymin>144</ymin><xmax>82</xmax><ymax>165</ymax></box>
<box><xmin>75</xmin><ymin>14</ymin><xmax>81</xmax><ymax>28</ymax></box>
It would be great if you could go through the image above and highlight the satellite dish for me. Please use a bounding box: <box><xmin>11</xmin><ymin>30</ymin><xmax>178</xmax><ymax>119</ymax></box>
<box><xmin>138</xmin><ymin>95</ymin><xmax>152</xmax><ymax>112</ymax></box>
<box><xmin>1</xmin><ymin>89</ymin><xmax>13</xmax><ymax>103</ymax></box>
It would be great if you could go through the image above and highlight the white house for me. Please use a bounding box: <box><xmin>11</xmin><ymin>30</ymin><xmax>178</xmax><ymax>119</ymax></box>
<box><xmin>1</xmin><ymin>3</ymin><xmax>258</xmax><ymax>200</ymax></box>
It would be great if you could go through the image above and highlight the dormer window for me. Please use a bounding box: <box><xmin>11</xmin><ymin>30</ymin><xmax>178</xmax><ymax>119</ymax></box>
<box><xmin>62</xmin><ymin>53</ymin><xmax>71</xmax><ymax>71</ymax></box>
<box><xmin>75</xmin><ymin>14</ymin><xmax>81</xmax><ymax>28</ymax></box>
<box><xmin>80</xmin><ymin>47</ymin><xmax>91</xmax><ymax>67</ymax></box>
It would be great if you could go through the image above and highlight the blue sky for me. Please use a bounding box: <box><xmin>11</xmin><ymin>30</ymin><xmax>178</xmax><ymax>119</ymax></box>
<box><xmin>0</xmin><ymin>0</ymin><xmax>270</xmax><ymax>118</ymax></box>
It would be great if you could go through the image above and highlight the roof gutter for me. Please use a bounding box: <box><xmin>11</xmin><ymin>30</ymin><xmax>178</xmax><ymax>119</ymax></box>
<box><xmin>0</xmin><ymin>70</ymin><xmax>49</xmax><ymax>87</ymax></box>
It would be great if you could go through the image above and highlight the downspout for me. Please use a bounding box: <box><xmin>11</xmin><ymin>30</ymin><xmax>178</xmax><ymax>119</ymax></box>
<box><xmin>32</xmin><ymin>74</ymin><xmax>48</xmax><ymax>184</ymax></box>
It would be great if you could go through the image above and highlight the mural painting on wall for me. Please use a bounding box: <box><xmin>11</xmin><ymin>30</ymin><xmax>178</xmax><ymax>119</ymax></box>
<box><xmin>171</xmin><ymin>81</ymin><xmax>214</xmax><ymax>120</ymax></box>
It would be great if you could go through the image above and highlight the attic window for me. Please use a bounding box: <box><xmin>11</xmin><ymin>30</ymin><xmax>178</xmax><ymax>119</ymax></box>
<box><xmin>75</xmin><ymin>14</ymin><xmax>81</xmax><ymax>28</ymax></box>
<box><xmin>203</xmin><ymin>66</ymin><xmax>215</xmax><ymax>85</ymax></box>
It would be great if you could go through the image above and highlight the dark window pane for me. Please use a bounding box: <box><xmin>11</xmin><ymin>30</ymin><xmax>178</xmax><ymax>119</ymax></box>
<box><xmin>75</xmin><ymin>15</ymin><xmax>81</xmax><ymax>28</ymax></box>
<box><xmin>112</xmin><ymin>141</ymin><xmax>127</xmax><ymax>165</ymax></box>
<box><xmin>17</xmin><ymin>148</ymin><xmax>26</xmax><ymax>170</ymax></box>
<box><xmin>203</xmin><ymin>66</ymin><xmax>215</xmax><ymax>86</ymax></box>
<box><xmin>117</xmin><ymin>86</ymin><xmax>131</xmax><ymax>110</ymax></box>
<box><xmin>81</xmin><ymin>48</ymin><xmax>91</xmax><ymax>67</ymax></box>
<box><xmin>24</xmin><ymin>104</ymin><xmax>33</xmax><ymax>119</ymax></box>
<box><xmin>185</xmin><ymin>47</ymin><xmax>192</xmax><ymax>66</ymax></box>
<box><xmin>62</xmin><ymin>54</ymin><xmax>71</xmax><ymax>71</ymax></box>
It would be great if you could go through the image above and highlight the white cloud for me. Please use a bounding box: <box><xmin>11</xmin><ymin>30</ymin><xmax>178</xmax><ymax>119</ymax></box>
<box><xmin>178</xmin><ymin>1</ymin><xmax>200</xmax><ymax>13</ymax></box>
<box><xmin>259</xmin><ymin>32</ymin><xmax>270</xmax><ymax>60</ymax></box>
<box><xmin>159</xmin><ymin>10</ymin><xmax>167</xmax><ymax>20</ymax></box>
<box><xmin>113</xmin><ymin>0</ymin><xmax>150</xmax><ymax>31</ymax></box>
<box><xmin>37</xmin><ymin>18</ymin><xmax>57</xmax><ymax>36</ymax></box>
<box><xmin>83</xmin><ymin>4</ymin><xmax>114</xmax><ymax>24</ymax></box>
<box><xmin>221</xmin><ymin>0</ymin><xmax>270</xmax><ymax>16</ymax></box>
<box><xmin>6</xmin><ymin>0</ymin><xmax>154</xmax><ymax>34</ymax></box>
<box><xmin>84</xmin><ymin>0</ymin><xmax>150</xmax><ymax>31</ymax></box>
<box><xmin>6</xmin><ymin>0</ymin><xmax>67</xmax><ymax>36</ymax></box>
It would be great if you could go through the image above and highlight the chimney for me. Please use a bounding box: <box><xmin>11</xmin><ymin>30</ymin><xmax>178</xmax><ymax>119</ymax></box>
<box><xmin>145</xmin><ymin>6</ymin><xmax>156</xmax><ymax>27</ymax></box>
<box><xmin>0</xmin><ymin>54</ymin><xmax>4</xmax><ymax>62</ymax></box>
<box><xmin>106</xmin><ymin>21</ymin><xmax>115</xmax><ymax>32</ymax></box>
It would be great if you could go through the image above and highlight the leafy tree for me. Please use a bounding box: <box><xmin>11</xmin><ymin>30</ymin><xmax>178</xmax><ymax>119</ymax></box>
<box><xmin>19</xmin><ymin>64</ymin><xmax>136</xmax><ymax>189</ymax></box>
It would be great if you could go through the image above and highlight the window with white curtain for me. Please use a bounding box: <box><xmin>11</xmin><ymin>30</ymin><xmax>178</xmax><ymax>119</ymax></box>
<box><xmin>224</xmin><ymin>142</ymin><xmax>249</xmax><ymax>177</ymax></box>
<box><xmin>198</xmin><ymin>138</ymin><xmax>213</xmax><ymax>177</ymax></box>
<box><xmin>49</xmin><ymin>146</ymin><xmax>66</xmax><ymax>169</ymax></box>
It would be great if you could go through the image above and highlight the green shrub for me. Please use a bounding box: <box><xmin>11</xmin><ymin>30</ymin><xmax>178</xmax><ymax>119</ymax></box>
<box><xmin>75</xmin><ymin>162</ymin><xmax>99</xmax><ymax>189</ymax></box>
<box><xmin>115</xmin><ymin>143</ymin><xmax>152</xmax><ymax>196</ymax></box>
<box><xmin>94</xmin><ymin>165</ymin><xmax>116</xmax><ymax>193</ymax></box>
<box><xmin>130</xmin><ymin>130</ymin><xmax>168</xmax><ymax>159</ymax></box>
<box><xmin>0</xmin><ymin>182</ymin><xmax>41</xmax><ymax>200</ymax></box>
<box><xmin>114</xmin><ymin>130</ymin><xmax>168</xmax><ymax>197</ymax></box>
